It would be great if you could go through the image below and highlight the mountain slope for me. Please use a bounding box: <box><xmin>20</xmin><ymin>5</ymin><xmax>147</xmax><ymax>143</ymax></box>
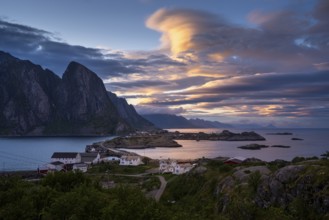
<box><xmin>46</xmin><ymin>61</ymin><xmax>131</xmax><ymax>135</ymax></box>
<box><xmin>0</xmin><ymin>51</ymin><xmax>152</xmax><ymax>135</ymax></box>
<box><xmin>142</xmin><ymin>114</ymin><xmax>195</xmax><ymax>129</ymax></box>
<box><xmin>142</xmin><ymin>114</ymin><xmax>232</xmax><ymax>129</ymax></box>
<box><xmin>107</xmin><ymin>92</ymin><xmax>155</xmax><ymax>130</ymax></box>
<box><xmin>0</xmin><ymin>51</ymin><xmax>61</xmax><ymax>135</ymax></box>
<box><xmin>189</xmin><ymin>118</ymin><xmax>233</xmax><ymax>128</ymax></box>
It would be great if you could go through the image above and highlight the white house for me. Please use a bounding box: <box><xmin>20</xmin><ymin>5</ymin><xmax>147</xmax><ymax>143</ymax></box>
<box><xmin>120</xmin><ymin>155</ymin><xmax>143</xmax><ymax>166</ymax></box>
<box><xmin>173</xmin><ymin>162</ymin><xmax>194</xmax><ymax>175</ymax></box>
<box><xmin>102</xmin><ymin>155</ymin><xmax>121</xmax><ymax>162</ymax></box>
<box><xmin>51</xmin><ymin>152</ymin><xmax>81</xmax><ymax>164</ymax></box>
<box><xmin>159</xmin><ymin>159</ymin><xmax>176</xmax><ymax>173</ymax></box>
<box><xmin>80</xmin><ymin>153</ymin><xmax>100</xmax><ymax>164</ymax></box>
<box><xmin>73</xmin><ymin>163</ymin><xmax>88</xmax><ymax>173</ymax></box>
<box><xmin>159</xmin><ymin>159</ymin><xmax>194</xmax><ymax>175</ymax></box>
<box><xmin>47</xmin><ymin>161</ymin><xmax>64</xmax><ymax>171</ymax></box>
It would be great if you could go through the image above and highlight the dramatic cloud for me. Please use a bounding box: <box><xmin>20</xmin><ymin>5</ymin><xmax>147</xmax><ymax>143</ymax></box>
<box><xmin>145</xmin><ymin>70</ymin><xmax>329</xmax><ymax>118</ymax></box>
<box><xmin>146</xmin><ymin>6</ymin><xmax>329</xmax><ymax>75</ymax></box>
<box><xmin>1</xmin><ymin>0</ymin><xmax>329</xmax><ymax>127</ymax></box>
<box><xmin>135</xmin><ymin>105</ymin><xmax>186</xmax><ymax>115</ymax></box>
<box><xmin>0</xmin><ymin>19</ymin><xmax>143</xmax><ymax>77</ymax></box>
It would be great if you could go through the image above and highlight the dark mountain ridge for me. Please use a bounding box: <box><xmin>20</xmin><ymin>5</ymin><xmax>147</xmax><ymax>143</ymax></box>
<box><xmin>0</xmin><ymin>51</ymin><xmax>154</xmax><ymax>136</ymax></box>
<box><xmin>142</xmin><ymin>113</ymin><xmax>232</xmax><ymax>129</ymax></box>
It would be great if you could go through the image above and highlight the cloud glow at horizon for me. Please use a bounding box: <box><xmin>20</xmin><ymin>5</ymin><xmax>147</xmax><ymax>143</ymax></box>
<box><xmin>0</xmin><ymin>0</ymin><xmax>328</xmax><ymax>127</ymax></box>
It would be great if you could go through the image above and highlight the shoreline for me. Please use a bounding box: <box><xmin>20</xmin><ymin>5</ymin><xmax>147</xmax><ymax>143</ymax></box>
<box><xmin>1</xmin><ymin>154</ymin><xmax>325</xmax><ymax>174</ymax></box>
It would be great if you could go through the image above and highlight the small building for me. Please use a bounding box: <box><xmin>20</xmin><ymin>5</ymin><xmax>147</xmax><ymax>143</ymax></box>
<box><xmin>159</xmin><ymin>159</ymin><xmax>176</xmax><ymax>173</ymax></box>
<box><xmin>224</xmin><ymin>156</ymin><xmax>247</xmax><ymax>165</ymax></box>
<box><xmin>51</xmin><ymin>152</ymin><xmax>81</xmax><ymax>164</ymax></box>
<box><xmin>173</xmin><ymin>162</ymin><xmax>194</xmax><ymax>175</ymax></box>
<box><xmin>47</xmin><ymin>161</ymin><xmax>64</xmax><ymax>171</ymax></box>
<box><xmin>73</xmin><ymin>163</ymin><xmax>88</xmax><ymax>173</ymax></box>
<box><xmin>159</xmin><ymin>159</ymin><xmax>194</xmax><ymax>175</ymax></box>
<box><xmin>38</xmin><ymin>165</ymin><xmax>49</xmax><ymax>175</ymax></box>
<box><xmin>102</xmin><ymin>155</ymin><xmax>121</xmax><ymax>162</ymax></box>
<box><xmin>119</xmin><ymin>155</ymin><xmax>143</xmax><ymax>166</ymax></box>
<box><xmin>80</xmin><ymin>153</ymin><xmax>100</xmax><ymax>164</ymax></box>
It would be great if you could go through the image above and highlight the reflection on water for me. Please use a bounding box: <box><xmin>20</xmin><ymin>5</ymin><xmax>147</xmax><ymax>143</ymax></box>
<box><xmin>126</xmin><ymin>128</ymin><xmax>329</xmax><ymax>161</ymax></box>
<box><xmin>0</xmin><ymin>136</ymin><xmax>114</xmax><ymax>171</ymax></box>
<box><xmin>0</xmin><ymin>128</ymin><xmax>328</xmax><ymax>170</ymax></box>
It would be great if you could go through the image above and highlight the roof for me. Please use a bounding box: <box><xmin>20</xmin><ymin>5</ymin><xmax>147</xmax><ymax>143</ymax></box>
<box><xmin>80</xmin><ymin>153</ymin><xmax>99</xmax><ymax>157</ymax></box>
<box><xmin>106</xmin><ymin>155</ymin><xmax>121</xmax><ymax>158</ymax></box>
<box><xmin>177</xmin><ymin>163</ymin><xmax>192</xmax><ymax>168</ymax></box>
<box><xmin>51</xmin><ymin>152</ymin><xmax>79</xmax><ymax>159</ymax></box>
<box><xmin>50</xmin><ymin>161</ymin><xmax>64</xmax><ymax>166</ymax></box>
<box><xmin>80</xmin><ymin>153</ymin><xmax>99</xmax><ymax>163</ymax></box>
<box><xmin>73</xmin><ymin>163</ymin><xmax>88</xmax><ymax>167</ymax></box>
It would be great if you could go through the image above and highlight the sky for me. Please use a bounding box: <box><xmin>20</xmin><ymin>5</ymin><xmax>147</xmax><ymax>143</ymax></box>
<box><xmin>0</xmin><ymin>0</ymin><xmax>328</xmax><ymax>128</ymax></box>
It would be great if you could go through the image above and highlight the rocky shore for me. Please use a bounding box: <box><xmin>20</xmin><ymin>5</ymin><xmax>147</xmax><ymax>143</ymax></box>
<box><xmin>238</xmin><ymin>143</ymin><xmax>291</xmax><ymax>150</ymax></box>
<box><xmin>267</xmin><ymin>132</ymin><xmax>293</xmax><ymax>135</ymax></box>
<box><xmin>172</xmin><ymin>130</ymin><xmax>266</xmax><ymax>141</ymax></box>
<box><xmin>90</xmin><ymin>134</ymin><xmax>182</xmax><ymax>150</ymax></box>
<box><xmin>87</xmin><ymin>130</ymin><xmax>266</xmax><ymax>151</ymax></box>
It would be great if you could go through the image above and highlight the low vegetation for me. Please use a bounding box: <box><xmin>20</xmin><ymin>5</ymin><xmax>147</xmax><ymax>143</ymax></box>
<box><xmin>1</xmin><ymin>157</ymin><xmax>328</xmax><ymax>219</ymax></box>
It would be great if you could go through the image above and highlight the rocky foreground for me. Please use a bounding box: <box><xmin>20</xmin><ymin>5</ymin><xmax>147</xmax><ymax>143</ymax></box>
<box><xmin>216</xmin><ymin>159</ymin><xmax>329</xmax><ymax>216</ymax></box>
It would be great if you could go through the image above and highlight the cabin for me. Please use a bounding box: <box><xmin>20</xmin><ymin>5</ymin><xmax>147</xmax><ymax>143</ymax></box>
<box><xmin>38</xmin><ymin>165</ymin><xmax>49</xmax><ymax>175</ymax></box>
<box><xmin>173</xmin><ymin>162</ymin><xmax>194</xmax><ymax>175</ymax></box>
<box><xmin>51</xmin><ymin>152</ymin><xmax>81</xmax><ymax>164</ymax></box>
<box><xmin>119</xmin><ymin>155</ymin><xmax>143</xmax><ymax>166</ymax></box>
<box><xmin>224</xmin><ymin>156</ymin><xmax>247</xmax><ymax>165</ymax></box>
<box><xmin>159</xmin><ymin>159</ymin><xmax>176</xmax><ymax>173</ymax></box>
<box><xmin>159</xmin><ymin>159</ymin><xmax>194</xmax><ymax>175</ymax></box>
<box><xmin>73</xmin><ymin>163</ymin><xmax>88</xmax><ymax>173</ymax></box>
<box><xmin>102</xmin><ymin>155</ymin><xmax>121</xmax><ymax>162</ymax></box>
<box><xmin>47</xmin><ymin>161</ymin><xmax>64</xmax><ymax>171</ymax></box>
<box><xmin>80</xmin><ymin>153</ymin><xmax>100</xmax><ymax>164</ymax></box>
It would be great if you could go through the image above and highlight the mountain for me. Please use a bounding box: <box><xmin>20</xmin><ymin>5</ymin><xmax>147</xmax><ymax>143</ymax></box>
<box><xmin>232</xmin><ymin>123</ymin><xmax>278</xmax><ymax>129</ymax></box>
<box><xmin>141</xmin><ymin>114</ymin><xmax>196</xmax><ymax>129</ymax></box>
<box><xmin>188</xmin><ymin>118</ymin><xmax>233</xmax><ymax>128</ymax></box>
<box><xmin>0</xmin><ymin>51</ymin><xmax>153</xmax><ymax>135</ymax></box>
<box><xmin>141</xmin><ymin>114</ymin><xmax>232</xmax><ymax>129</ymax></box>
<box><xmin>107</xmin><ymin>92</ymin><xmax>154</xmax><ymax>130</ymax></box>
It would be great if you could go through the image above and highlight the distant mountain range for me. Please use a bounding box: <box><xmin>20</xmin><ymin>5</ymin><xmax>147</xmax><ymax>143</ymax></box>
<box><xmin>141</xmin><ymin>114</ymin><xmax>233</xmax><ymax>129</ymax></box>
<box><xmin>141</xmin><ymin>114</ymin><xmax>278</xmax><ymax>129</ymax></box>
<box><xmin>0</xmin><ymin>51</ymin><xmax>154</xmax><ymax>136</ymax></box>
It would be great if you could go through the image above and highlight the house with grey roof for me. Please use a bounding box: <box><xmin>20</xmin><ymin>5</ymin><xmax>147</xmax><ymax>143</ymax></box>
<box><xmin>73</xmin><ymin>163</ymin><xmax>88</xmax><ymax>173</ymax></box>
<box><xmin>47</xmin><ymin>161</ymin><xmax>64</xmax><ymax>171</ymax></box>
<box><xmin>120</xmin><ymin>155</ymin><xmax>143</xmax><ymax>166</ymax></box>
<box><xmin>51</xmin><ymin>152</ymin><xmax>81</xmax><ymax>164</ymax></box>
<box><xmin>80</xmin><ymin>153</ymin><xmax>100</xmax><ymax>164</ymax></box>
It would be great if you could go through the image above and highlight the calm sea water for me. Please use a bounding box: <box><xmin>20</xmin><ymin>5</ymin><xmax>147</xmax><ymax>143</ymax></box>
<box><xmin>127</xmin><ymin>128</ymin><xmax>329</xmax><ymax>162</ymax></box>
<box><xmin>0</xmin><ymin>136</ymin><xmax>114</xmax><ymax>171</ymax></box>
<box><xmin>0</xmin><ymin>129</ymin><xmax>328</xmax><ymax>171</ymax></box>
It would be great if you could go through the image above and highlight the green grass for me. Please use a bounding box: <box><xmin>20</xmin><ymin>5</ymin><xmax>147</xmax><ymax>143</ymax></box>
<box><xmin>88</xmin><ymin>162</ymin><xmax>157</xmax><ymax>175</ymax></box>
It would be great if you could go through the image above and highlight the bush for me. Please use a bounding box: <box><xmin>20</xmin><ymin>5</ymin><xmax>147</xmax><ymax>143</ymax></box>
<box><xmin>292</xmin><ymin>157</ymin><xmax>306</xmax><ymax>163</ymax></box>
<box><xmin>248</xmin><ymin>171</ymin><xmax>262</xmax><ymax>194</ymax></box>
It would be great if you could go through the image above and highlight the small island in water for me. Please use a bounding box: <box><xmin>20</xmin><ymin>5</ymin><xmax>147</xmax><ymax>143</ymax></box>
<box><xmin>87</xmin><ymin>129</ymin><xmax>266</xmax><ymax>150</ymax></box>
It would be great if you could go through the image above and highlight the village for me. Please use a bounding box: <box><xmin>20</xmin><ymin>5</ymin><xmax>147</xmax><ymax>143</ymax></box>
<box><xmin>39</xmin><ymin>149</ymin><xmax>247</xmax><ymax>175</ymax></box>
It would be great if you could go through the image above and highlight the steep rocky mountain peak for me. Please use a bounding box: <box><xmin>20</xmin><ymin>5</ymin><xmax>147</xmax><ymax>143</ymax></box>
<box><xmin>0</xmin><ymin>51</ymin><xmax>154</xmax><ymax>135</ymax></box>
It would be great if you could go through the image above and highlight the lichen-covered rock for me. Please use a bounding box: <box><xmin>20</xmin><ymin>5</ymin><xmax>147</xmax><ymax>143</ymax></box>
<box><xmin>216</xmin><ymin>163</ymin><xmax>329</xmax><ymax>215</ymax></box>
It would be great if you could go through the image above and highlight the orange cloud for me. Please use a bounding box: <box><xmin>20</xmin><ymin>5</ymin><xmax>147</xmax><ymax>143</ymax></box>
<box><xmin>146</xmin><ymin>8</ymin><xmax>222</xmax><ymax>60</ymax></box>
<box><xmin>146</xmin><ymin>9</ymin><xmax>196</xmax><ymax>55</ymax></box>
